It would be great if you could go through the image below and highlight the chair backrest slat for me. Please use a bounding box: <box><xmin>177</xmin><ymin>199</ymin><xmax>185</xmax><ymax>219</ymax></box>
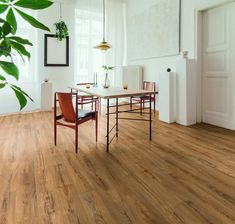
<box><xmin>57</xmin><ymin>93</ymin><xmax>76</xmax><ymax>123</ymax></box>
<box><xmin>143</xmin><ymin>81</ymin><xmax>156</xmax><ymax>91</ymax></box>
<box><xmin>77</xmin><ymin>83</ymin><xmax>95</xmax><ymax>86</ymax></box>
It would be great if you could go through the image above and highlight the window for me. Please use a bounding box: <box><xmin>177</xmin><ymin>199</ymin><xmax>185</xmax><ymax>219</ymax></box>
<box><xmin>0</xmin><ymin>11</ymin><xmax>38</xmax><ymax>114</ymax></box>
<box><xmin>74</xmin><ymin>9</ymin><xmax>103</xmax><ymax>84</ymax></box>
<box><xmin>4</xmin><ymin>11</ymin><xmax>37</xmax><ymax>85</ymax></box>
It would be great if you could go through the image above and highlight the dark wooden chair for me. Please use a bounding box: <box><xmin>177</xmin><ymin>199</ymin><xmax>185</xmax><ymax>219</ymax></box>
<box><xmin>130</xmin><ymin>81</ymin><xmax>157</xmax><ymax>114</ymax></box>
<box><xmin>54</xmin><ymin>92</ymin><xmax>98</xmax><ymax>153</ymax></box>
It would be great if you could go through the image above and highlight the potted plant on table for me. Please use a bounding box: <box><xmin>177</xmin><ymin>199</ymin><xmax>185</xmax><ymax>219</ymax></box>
<box><xmin>102</xmin><ymin>65</ymin><xmax>115</xmax><ymax>88</ymax></box>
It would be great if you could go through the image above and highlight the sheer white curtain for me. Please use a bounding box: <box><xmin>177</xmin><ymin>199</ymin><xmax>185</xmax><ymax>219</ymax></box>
<box><xmin>0</xmin><ymin>12</ymin><xmax>39</xmax><ymax>115</ymax></box>
<box><xmin>74</xmin><ymin>0</ymin><xmax>126</xmax><ymax>87</ymax></box>
<box><xmin>74</xmin><ymin>9</ymin><xmax>104</xmax><ymax>84</ymax></box>
<box><xmin>106</xmin><ymin>0</ymin><xmax>126</xmax><ymax>87</ymax></box>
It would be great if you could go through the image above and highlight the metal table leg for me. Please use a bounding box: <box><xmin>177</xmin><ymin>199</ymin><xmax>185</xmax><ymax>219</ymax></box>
<box><xmin>116</xmin><ymin>98</ymin><xmax>119</xmax><ymax>138</ymax></box>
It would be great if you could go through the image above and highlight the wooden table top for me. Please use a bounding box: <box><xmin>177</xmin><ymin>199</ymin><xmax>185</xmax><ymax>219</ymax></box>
<box><xmin>74</xmin><ymin>86</ymin><xmax>157</xmax><ymax>99</ymax></box>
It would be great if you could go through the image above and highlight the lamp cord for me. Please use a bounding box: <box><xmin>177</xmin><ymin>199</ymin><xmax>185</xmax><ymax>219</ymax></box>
<box><xmin>60</xmin><ymin>3</ymin><xmax>62</xmax><ymax>20</ymax></box>
<box><xmin>103</xmin><ymin>0</ymin><xmax>105</xmax><ymax>42</ymax></box>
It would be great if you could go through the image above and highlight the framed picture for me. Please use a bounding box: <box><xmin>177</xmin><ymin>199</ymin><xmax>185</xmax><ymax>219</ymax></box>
<box><xmin>44</xmin><ymin>34</ymin><xmax>69</xmax><ymax>67</ymax></box>
<box><xmin>128</xmin><ymin>0</ymin><xmax>181</xmax><ymax>60</ymax></box>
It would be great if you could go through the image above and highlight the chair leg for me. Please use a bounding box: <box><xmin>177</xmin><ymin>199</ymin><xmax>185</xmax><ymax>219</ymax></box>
<box><xmin>75</xmin><ymin>126</ymin><xmax>78</xmax><ymax>153</ymax></box>
<box><xmin>54</xmin><ymin>94</ymin><xmax>57</xmax><ymax>146</ymax></box>
<box><xmin>154</xmin><ymin>97</ymin><xmax>156</xmax><ymax>113</ymax></box>
<box><xmin>95</xmin><ymin>99</ymin><xmax>99</xmax><ymax>111</ymax></box>
<box><xmin>99</xmin><ymin>98</ymin><xmax>102</xmax><ymax>113</ymax></box>
<box><xmin>91</xmin><ymin>96</ymin><xmax>94</xmax><ymax>110</ymax></box>
<box><xmin>130</xmin><ymin>97</ymin><xmax>133</xmax><ymax>110</ymax></box>
<box><xmin>54</xmin><ymin>122</ymin><xmax>57</xmax><ymax>146</ymax></box>
<box><xmin>95</xmin><ymin>114</ymin><xmax>98</xmax><ymax>142</ymax></box>
<box><xmin>140</xmin><ymin>99</ymin><xmax>143</xmax><ymax>115</ymax></box>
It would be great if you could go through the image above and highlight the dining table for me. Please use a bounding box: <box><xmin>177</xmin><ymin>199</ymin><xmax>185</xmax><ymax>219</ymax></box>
<box><xmin>71</xmin><ymin>86</ymin><xmax>157</xmax><ymax>152</ymax></box>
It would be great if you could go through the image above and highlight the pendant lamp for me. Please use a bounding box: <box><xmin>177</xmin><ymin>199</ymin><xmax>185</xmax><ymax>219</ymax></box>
<box><xmin>94</xmin><ymin>0</ymin><xmax>111</xmax><ymax>52</ymax></box>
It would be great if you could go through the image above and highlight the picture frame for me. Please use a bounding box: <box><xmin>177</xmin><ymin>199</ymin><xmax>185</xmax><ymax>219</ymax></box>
<box><xmin>128</xmin><ymin>0</ymin><xmax>181</xmax><ymax>60</ymax></box>
<box><xmin>44</xmin><ymin>34</ymin><xmax>69</xmax><ymax>67</ymax></box>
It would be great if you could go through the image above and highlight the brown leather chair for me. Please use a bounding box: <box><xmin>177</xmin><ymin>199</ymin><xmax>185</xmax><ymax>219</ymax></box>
<box><xmin>54</xmin><ymin>92</ymin><xmax>98</xmax><ymax>153</ymax></box>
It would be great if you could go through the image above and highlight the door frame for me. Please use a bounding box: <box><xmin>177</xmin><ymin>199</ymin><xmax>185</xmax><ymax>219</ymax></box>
<box><xmin>194</xmin><ymin>0</ymin><xmax>234</xmax><ymax>123</ymax></box>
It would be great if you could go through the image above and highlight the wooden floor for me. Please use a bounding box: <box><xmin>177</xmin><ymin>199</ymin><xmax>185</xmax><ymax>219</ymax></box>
<box><xmin>1</xmin><ymin>110</ymin><xmax>235</xmax><ymax>224</ymax></box>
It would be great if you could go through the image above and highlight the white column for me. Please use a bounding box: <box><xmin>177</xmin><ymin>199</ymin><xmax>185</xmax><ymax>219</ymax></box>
<box><xmin>159</xmin><ymin>71</ymin><xmax>176</xmax><ymax>123</ymax></box>
<box><xmin>176</xmin><ymin>58</ymin><xmax>197</xmax><ymax>126</ymax></box>
<box><xmin>41</xmin><ymin>82</ymin><xmax>52</xmax><ymax>111</ymax></box>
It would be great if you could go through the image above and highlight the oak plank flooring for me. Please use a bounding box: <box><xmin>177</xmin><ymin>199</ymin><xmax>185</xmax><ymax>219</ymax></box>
<box><xmin>0</xmin><ymin>110</ymin><xmax>235</xmax><ymax>223</ymax></box>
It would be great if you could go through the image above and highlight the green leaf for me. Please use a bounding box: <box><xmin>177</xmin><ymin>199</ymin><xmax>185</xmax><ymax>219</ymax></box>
<box><xmin>4</xmin><ymin>37</ymin><xmax>10</xmax><ymax>45</ymax></box>
<box><xmin>0</xmin><ymin>74</ymin><xmax>6</xmax><ymax>81</ymax></box>
<box><xmin>0</xmin><ymin>61</ymin><xmax>19</xmax><ymax>80</ymax></box>
<box><xmin>2</xmin><ymin>22</ymin><xmax>11</xmax><ymax>35</ymax></box>
<box><xmin>15</xmin><ymin>8</ymin><xmax>50</xmax><ymax>31</ymax></box>
<box><xmin>14</xmin><ymin>0</ymin><xmax>53</xmax><ymax>10</ymax></box>
<box><xmin>6</xmin><ymin>8</ymin><xmax>17</xmax><ymax>34</ymax></box>
<box><xmin>55</xmin><ymin>21</ymin><xmax>69</xmax><ymax>41</ymax></box>
<box><xmin>9</xmin><ymin>36</ymin><xmax>33</xmax><ymax>46</ymax></box>
<box><xmin>0</xmin><ymin>38</ymin><xmax>11</xmax><ymax>55</ymax></box>
<box><xmin>0</xmin><ymin>4</ymin><xmax>8</xmax><ymax>14</ymax></box>
<box><xmin>0</xmin><ymin>18</ymin><xmax>6</xmax><ymax>23</ymax></box>
<box><xmin>0</xmin><ymin>83</ymin><xmax>6</xmax><ymax>88</ymax></box>
<box><xmin>10</xmin><ymin>41</ymin><xmax>31</xmax><ymax>59</ymax></box>
<box><xmin>11</xmin><ymin>84</ymin><xmax>33</xmax><ymax>101</ymax></box>
<box><xmin>10</xmin><ymin>85</ymin><xmax>27</xmax><ymax>110</ymax></box>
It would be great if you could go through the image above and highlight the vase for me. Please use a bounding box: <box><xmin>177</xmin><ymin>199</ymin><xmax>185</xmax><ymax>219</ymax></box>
<box><xmin>103</xmin><ymin>73</ymin><xmax>111</xmax><ymax>88</ymax></box>
<box><xmin>181</xmin><ymin>51</ymin><xmax>188</xmax><ymax>59</ymax></box>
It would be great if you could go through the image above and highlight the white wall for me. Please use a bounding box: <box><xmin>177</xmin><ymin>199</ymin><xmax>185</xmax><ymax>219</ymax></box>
<box><xmin>126</xmin><ymin>0</ymin><xmax>178</xmax><ymax>83</ymax></box>
<box><xmin>126</xmin><ymin>0</ymin><xmax>233</xmax><ymax>69</ymax></box>
<box><xmin>36</xmin><ymin>0</ymin><xmax>103</xmax><ymax>100</ymax></box>
<box><xmin>37</xmin><ymin>2</ymin><xmax>75</xmax><ymax>94</ymax></box>
<box><xmin>36</xmin><ymin>0</ymin><xmax>233</xmax><ymax>112</ymax></box>
<box><xmin>125</xmin><ymin>0</ymin><xmax>233</xmax><ymax>112</ymax></box>
<box><xmin>5</xmin><ymin>0</ymin><xmax>231</xmax><ymax>115</ymax></box>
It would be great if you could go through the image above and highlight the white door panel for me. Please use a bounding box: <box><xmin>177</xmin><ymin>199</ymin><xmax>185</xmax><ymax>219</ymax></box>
<box><xmin>205</xmin><ymin>51</ymin><xmax>227</xmax><ymax>72</ymax></box>
<box><xmin>202</xmin><ymin>3</ymin><xmax>235</xmax><ymax>129</ymax></box>
<box><xmin>204</xmin><ymin>78</ymin><xmax>228</xmax><ymax>114</ymax></box>
<box><xmin>207</xmin><ymin>9</ymin><xmax>226</xmax><ymax>47</ymax></box>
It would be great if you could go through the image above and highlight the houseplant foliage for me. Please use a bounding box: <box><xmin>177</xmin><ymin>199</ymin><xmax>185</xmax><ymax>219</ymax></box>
<box><xmin>54</xmin><ymin>21</ymin><xmax>68</xmax><ymax>41</ymax></box>
<box><xmin>102</xmin><ymin>65</ymin><xmax>115</xmax><ymax>72</ymax></box>
<box><xmin>0</xmin><ymin>0</ymin><xmax>53</xmax><ymax>110</ymax></box>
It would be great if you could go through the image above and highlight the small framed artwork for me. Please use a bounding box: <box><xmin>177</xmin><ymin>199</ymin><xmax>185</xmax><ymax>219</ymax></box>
<box><xmin>44</xmin><ymin>34</ymin><xmax>69</xmax><ymax>67</ymax></box>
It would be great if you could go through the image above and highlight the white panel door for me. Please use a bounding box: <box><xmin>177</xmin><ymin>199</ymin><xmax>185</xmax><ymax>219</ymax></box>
<box><xmin>202</xmin><ymin>3</ymin><xmax>235</xmax><ymax>129</ymax></box>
